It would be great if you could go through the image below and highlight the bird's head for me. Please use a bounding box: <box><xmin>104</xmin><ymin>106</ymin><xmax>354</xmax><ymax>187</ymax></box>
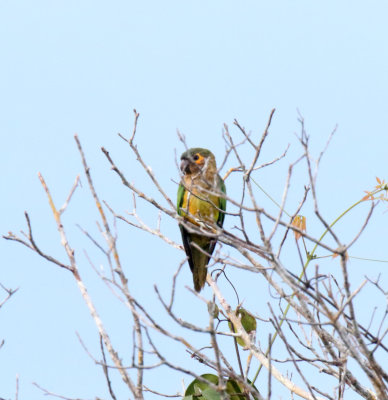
<box><xmin>180</xmin><ymin>148</ymin><xmax>216</xmax><ymax>176</ymax></box>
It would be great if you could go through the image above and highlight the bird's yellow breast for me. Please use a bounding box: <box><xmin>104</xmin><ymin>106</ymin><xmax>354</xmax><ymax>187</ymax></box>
<box><xmin>181</xmin><ymin>188</ymin><xmax>220</xmax><ymax>226</ymax></box>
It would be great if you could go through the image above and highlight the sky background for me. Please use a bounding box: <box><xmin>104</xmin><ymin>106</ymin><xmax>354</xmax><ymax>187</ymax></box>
<box><xmin>1</xmin><ymin>1</ymin><xmax>388</xmax><ymax>399</ymax></box>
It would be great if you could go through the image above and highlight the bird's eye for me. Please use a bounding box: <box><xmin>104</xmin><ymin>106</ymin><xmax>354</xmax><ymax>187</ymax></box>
<box><xmin>193</xmin><ymin>154</ymin><xmax>199</xmax><ymax>161</ymax></box>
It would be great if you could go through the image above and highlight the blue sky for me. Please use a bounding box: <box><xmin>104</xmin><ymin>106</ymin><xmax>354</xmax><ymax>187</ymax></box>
<box><xmin>1</xmin><ymin>1</ymin><xmax>387</xmax><ymax>399</ymax></box>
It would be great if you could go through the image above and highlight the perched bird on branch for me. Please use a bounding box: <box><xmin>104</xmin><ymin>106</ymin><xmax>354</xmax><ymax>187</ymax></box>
<box><xmin>177</xmin><ymin>148</ymin><xmax>226</xmax><ymax>292</ymax></box>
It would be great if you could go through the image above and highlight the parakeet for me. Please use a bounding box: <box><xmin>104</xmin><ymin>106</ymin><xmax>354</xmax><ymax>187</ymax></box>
<box><xmin>177</xmin><ymin>148</ymin><xmax>226</xmax><ymax>292</ymax></box>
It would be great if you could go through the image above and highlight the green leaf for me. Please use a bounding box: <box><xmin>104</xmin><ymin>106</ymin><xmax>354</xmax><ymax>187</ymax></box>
<box><xmin>239</xmin><ymin>308</ymin><xmax>257</xmax><ymax>333</ymax></box>
<box><xmin>201</xmin><ymin>388</ymin><xmax>221</xmax><ymax>400</ymax></box>
<box><xmin>193</xmin><ymin>383</ymin><xmax>202</xmax><ymax>396</ymax></box>
<box><xmin>183</xmin><ymin>374</ymin><xmax>261</xmax><ymax>400</ymax></box>
<box><xmin>227</xmin><ymin>378</ymin><xmax>260</xmax><ymax>400</ymax></box>
<box><xmin>228</xmin><ymin>308</ymin><xmax>257</xmax><ymax>347</ymax></box>
<box><xmin>185</xmin><ymin>374</ymin><xmax>219</xmax><ymax>396</ymax></box>
<box><xmin>226</xmin><ymin>379</ymin><xmax>244</xmax><ymax>399</ymax></box>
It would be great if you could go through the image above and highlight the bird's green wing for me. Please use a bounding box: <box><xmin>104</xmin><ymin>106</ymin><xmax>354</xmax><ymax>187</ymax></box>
<box><xmin>177</xmin><ymin>183</ymin><xmax>185</xmax><ymax>215</ymax></box>
<box><xmin>217</xmin><ymin>176</ymin><xmax>226</xmax><ymax>228</ymax></box>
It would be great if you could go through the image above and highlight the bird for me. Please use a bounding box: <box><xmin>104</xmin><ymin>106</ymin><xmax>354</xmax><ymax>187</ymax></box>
<box><xmin>177</xmin><ymin>148</ymin><xmax>226</xmax><ymax>292</ymax></box>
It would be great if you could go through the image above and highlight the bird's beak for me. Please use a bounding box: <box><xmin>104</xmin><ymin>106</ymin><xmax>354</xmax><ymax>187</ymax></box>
<box><xmin>180</xmin><ymin>158</ymin><xmax>190</xmax><ymax>174</ymax></box>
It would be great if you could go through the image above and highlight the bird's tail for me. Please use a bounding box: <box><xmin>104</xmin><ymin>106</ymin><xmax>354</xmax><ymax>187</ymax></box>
<box><xmin>189</xmin><ymin>234</ymin><xmax>214</xmax><ymax>292</ymax></box>
<box><xmin>193</xmin><ymin>264</ymin><xmax>207</xmax><ymax>292</ymax></box>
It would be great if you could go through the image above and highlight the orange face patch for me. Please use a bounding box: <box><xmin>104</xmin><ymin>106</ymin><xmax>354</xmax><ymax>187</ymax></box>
<box><xmin>193</xmin><ymin>153</ymin><xmax>205</xmax><ymax>165</ymax></box>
